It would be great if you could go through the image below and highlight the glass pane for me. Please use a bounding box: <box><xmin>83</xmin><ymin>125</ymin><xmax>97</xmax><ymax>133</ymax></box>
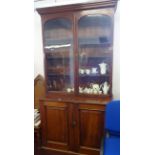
<box><xmin>78</xmin><ymin>14</ymin><xmax>112</xmax><ymax>95</ymax></box>
<box><xmin>44</xmin><ymin>18</ymin><xmax>74</xmax><ymax>93</ymax></box>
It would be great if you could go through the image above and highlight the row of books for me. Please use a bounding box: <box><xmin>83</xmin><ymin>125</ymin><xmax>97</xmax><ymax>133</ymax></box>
<box><xmin>34</xmin><ymin>109</ymin><xmax>41</xmax><ymax>128</ymax></box>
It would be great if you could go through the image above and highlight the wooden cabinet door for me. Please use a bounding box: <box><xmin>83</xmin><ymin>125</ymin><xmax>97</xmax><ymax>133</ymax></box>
<box><xmin>40</xmin><ymin>100</ymin><xmax>106</xmax><ymax>155</ymax></box>
<box><xmin>78</xmin><ymin>104</ymin><xmax>105</xmax><ymax>155</ymax></box>
<box><xmin>40</xmin><ymin>101</ymin><xmax>70</xmax><ymax>151</ymax></box>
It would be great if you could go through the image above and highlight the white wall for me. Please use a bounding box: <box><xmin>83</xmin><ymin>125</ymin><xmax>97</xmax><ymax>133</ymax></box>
<box><xmin>34</xmin><ymin>10</ymin><xmax>44</xmax><ymax>77</ymax></box>
<box><xmin>112</xmin><ymin>2</ymin><xmax>120</xmax><ymax>99</ymax></box>
<box><xmin>34</xmin><ymin>0</ymin><xmax>120</xmax><ymax>99</ymax></box>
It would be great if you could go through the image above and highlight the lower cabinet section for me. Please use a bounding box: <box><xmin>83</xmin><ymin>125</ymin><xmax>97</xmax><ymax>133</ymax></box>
<box><xmin>40</xmin><ymin>100</ymin><xmax>106</xmax><ymax>155</ymax></box>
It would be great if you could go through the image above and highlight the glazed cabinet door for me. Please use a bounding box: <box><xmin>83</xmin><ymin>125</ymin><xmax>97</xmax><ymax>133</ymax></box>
<box><xmin>76</xmin><ymin>9</ymin><xmax>114</xmax><ymax>97</ymax></box>
<box><xmin>40</xmin><ymin>101</ymin><xmax>70</xmax><ymax>151</ymax></box>
<box><xmin>42</xmin><ymin>14</ymin><xmax>75</xmax><ymax>96</ymax></box>
<box><xmin>78</xmin><ymin>104</ymin><xmax>105</xmax><ymax>155</ymax></box>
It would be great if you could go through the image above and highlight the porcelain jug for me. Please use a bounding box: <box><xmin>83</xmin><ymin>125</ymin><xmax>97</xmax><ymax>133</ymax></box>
<box><xmin>99</xmin><ymin>62</ymin><xmax>107</xmax><ymax>74</ymax></box>
<box><xmin>101</xmin><ymin>82</ymin><xmax>110</xmax><ymax>95</ymax></box>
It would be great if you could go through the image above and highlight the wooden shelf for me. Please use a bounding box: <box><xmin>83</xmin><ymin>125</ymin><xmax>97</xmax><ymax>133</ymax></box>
<box><xmin>80</xmin><ymin>42</ymin><xmax>111</xmax><ymax>48</ymax></box>
<box><xmin>83</xmin><ymin>55</ymin><xmax>112</xmax><ymax>59</ymax></box>
<box><xmin>47</xmin><ymin>56</ymin><xmax>71</xmax><ymax>59</ymax></box>
<box><xmin>47</xmin><ymin>66</ymin><xmax>69</xmax><ymax>73</ymax></box>
<box><xmin>47</xmin><ymin>55</ymin><xmax>111</xmax><ymax>59</ymax></box>
<box><xmin>79</xmin><ymin>74</ymin><xmax>110</xmax><ymax>77</ymax></box>
<box><xmin>47</xmin><ymin>73</ymin><xmax>70</xmax><ymax>76</ymax></box>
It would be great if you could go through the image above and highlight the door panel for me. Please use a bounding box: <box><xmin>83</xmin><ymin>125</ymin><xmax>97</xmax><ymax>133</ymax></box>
<box><xmin>40</xmin><ymin>101</ymin><xmax>69</xmax><ymax>150</ymax></box>
<box><xmin>77</xmin><ymin>11</ymin><xmax>113</xmax><ymax>97</ymax></box>
<box><xmin>43</xmin><ymin>17</ymin><xmax>75</xmax><ymax>94</ymax></box>
<box><xmin>46</xmin><ymin>107</ymin><xmax>68</xmax><ymax>142</ymax></box>
<box><xmin>79</xmin><ymin>104</ymin><xmax>105</xmax><ymax>149</ymax></box>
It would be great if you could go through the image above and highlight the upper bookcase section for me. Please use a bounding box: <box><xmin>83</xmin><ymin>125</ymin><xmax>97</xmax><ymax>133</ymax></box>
<box><xmin>36</xmin><ymin>0</ymin><xmax>118</xmax><ymax>99</ymax></box>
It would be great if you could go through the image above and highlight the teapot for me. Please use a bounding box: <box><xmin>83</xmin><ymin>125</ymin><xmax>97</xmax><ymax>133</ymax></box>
<box><xmin>100</xmin><ymin>82</ymin><xmax>110</xmax><ymax>95</ymax></box>
<box><xmin>99</xmin><ymin>62</ymin><xmax>107</xmax><ymax>75</ymax></box>
<box><xmin>90</xmin><ymin>83</ymin><xmax>100</xmax><ymax>92</ymax></box>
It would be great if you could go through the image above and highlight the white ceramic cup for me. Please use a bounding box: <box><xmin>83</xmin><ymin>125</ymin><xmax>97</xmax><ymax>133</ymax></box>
<box><xmin>99</xmin><ymin>91</ymin><xmax>102</xmax><ymax>94</ymax></box>
<box><xmin>79</xmin><ymin>69</ymin><xmax>84</xmax><ymax>74</ymax></box>
<box><xmin>92</xmin><ymin>68</ymin><xmax>97</xmax><ymax>74</ymax></box>
<box><xmin>85</xmin><ymin>69</ymin><xmax>90</xmax><ymax>74</ymax></box>
<box><xmin>67</xmin><ymin>88</ymin><xmax>71</xmax><ymax>93</ymax></box>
